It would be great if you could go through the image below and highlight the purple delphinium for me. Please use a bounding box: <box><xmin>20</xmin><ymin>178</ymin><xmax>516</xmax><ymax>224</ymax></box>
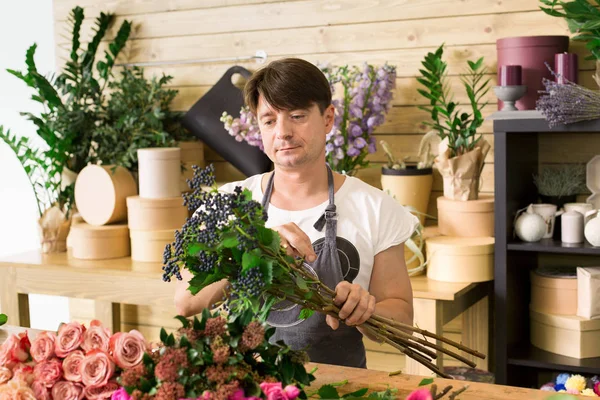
<box><xmin>220</xmin><ymin>106</ymin><xmax>264</xmax><ymax>151</ymax></box>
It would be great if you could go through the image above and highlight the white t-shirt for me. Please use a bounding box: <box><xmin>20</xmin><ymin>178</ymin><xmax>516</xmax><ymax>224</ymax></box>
<box><xmin>218</xmin><ymin>173</ymin><xmax>419</xmax><ymax>291</ymax></box>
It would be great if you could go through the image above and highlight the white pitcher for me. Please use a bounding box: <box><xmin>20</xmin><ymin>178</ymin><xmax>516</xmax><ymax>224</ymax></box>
<box><xmin>532</xmin><ymin>204</ymin><xmax>564</xmax><ymax>239</ymax></box>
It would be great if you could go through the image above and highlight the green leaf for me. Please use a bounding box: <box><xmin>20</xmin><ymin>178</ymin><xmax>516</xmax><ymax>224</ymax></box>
<box><xmin>188</xmin><ymin>348</ymin><xmax>199</xmax><ymax>360</ymax></box>
<box><xmin>296</xmin><ymin>276</ymin><xmax>308</xmax><ymax>291</ymax></box>
<box><xmin>174</xmin><ymin>315</ymin><xmax>190</xmax><ymax>328</ymax></box>
<box><xmin>0</xmin><ymin>314</ymin><xmax>6</xmax><ymax>326</ymax></box>
<box><xmin>343</xmin><ymin>388</ymin><xmax>369</xmax><ymax>398</ymax></box>
<box><xmin>299</xmin><ymin>308</ymin><xmax>314</xmax><ymax>320</ymax></box>
<box><xmin>221</xmin><ymin>232</ymin><xmax>239</xmax><ymax>248</ymax></box>
<box><xmin>259</xmin><ymin>259</ymin><xmax>274</xmax><ymax>286</ymax></box>
<box><xmin>160</xmin><ymin>327</ymin><xmax>168</xmax><ymax>344</ymax></box>
<box><xmin>318</xmin><ymin>385</ymin><xmax>340</xmax><ymax>399</ymax></box>
<box><xmin>179</xmin><ymin>335</ymin><xmax>191</xmax><ymax>349</ymax></box>
<box><xmin>166</xmin><ymin>333</ymin><xmax>176</xmax><ymax>347</ymax></box>
<box><xmin>418</xmin><ymin>378</ymin><xmax>434</xmax><ymax>386</ymax></box>
<box><xmin>188</xmin><ymin>243</ymin><xmax>203</xmax><ymax>256</ymax></box>
<box><xmin>142</xmin><ymin>352</ymin><xmax>154</xmax><ymax>367</ymax></box>
<box><xmin>242</xmin><ymin>251</ymin><xmax>261</xmax><ymax>272</ymax></box>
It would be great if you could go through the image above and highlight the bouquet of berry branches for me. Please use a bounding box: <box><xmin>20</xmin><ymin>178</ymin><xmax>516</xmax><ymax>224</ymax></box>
<box><xmin>163</xmin><ymin>165</ymin><xmax>485</xmax><ymax>378</ymax></box>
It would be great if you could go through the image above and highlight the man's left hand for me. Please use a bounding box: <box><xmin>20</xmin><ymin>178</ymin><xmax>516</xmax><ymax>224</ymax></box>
<box><xmin>325</xmin><ymin>281</ymin><xmax>376</xmax><ymax>331</ymax></box>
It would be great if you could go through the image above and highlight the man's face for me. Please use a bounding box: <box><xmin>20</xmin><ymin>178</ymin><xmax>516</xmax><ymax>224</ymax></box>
<box><xmin>256</xmin><ymin>95</ymin><xmax>334</xmax><ymax>169</ymax></box>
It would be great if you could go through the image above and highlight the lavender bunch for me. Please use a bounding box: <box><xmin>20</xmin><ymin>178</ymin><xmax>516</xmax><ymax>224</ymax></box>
<box><xmin>536</xmin><ymin>76</ymin><xmax>600</xmax><ymax>128</ymax></box>
<box><xmin>220</xmin><ymin>106</ymin><xmax>264</xmax><ymax>151</ymax></box>
<box><xmin>321</xmin><ymin>62</ymin><xmax>397</xmax><ymax>175</ymax></box>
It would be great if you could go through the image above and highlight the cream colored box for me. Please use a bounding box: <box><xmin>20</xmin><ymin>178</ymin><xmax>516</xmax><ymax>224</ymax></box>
<box><xmin>530</xmin><ymin>269</ymin><xmax>578</xmax><ymax>316</ymax></box>
<box><xmin>577</xmin><ymin>266</ymin><xmax>600</xmax><ymax>319</ymax></box>
<box><xmin>138</xmin><ymin>148</ymin><xmax>181</xmax><ymax>199</ymax></box>
<box><xmin>126</xmin><ymin>196</ymin><xmax>188</xmax><ymax>231</ymax></box>
<box><xmin>70</xmin><ymin>222</ymin><xmax>130</xmax><ymax>260</ymax></box>
<box><xmin>130</xmin><ymin>229</ymin><xmax>176</xmax><ymax>262</ymax></box>
<box><xmin>437</xmin><ymin>195</ymin><xmax>495</xmax><ymax>238</ymax></box>
<box><xmin>530</xmin><ymin>309</ymin><xmax>600</xmax><ymax>359</ymax></box>
<box><xmin>425</xmin><ymin>236</ymin><xmax>494</xmax><ymax>283</ymax></box>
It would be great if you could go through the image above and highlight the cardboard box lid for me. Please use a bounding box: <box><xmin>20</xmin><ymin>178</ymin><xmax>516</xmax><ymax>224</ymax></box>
<box><xmin>71</xmin><ymin>222</ymin><xmax>129</xmax><ymax>238</ymax></box>
<box><xmin>425</xmin><ymin>236</ymin><xmax>494</xmax><ymax>256</ymax></box>
<box><xmin>531</xmin><ymin>266</ymin><xmax>578</xmax><ymax>290</ymax></box>
<box><xmin>530</xmin><ymin>308</ymin><xmax>600</xmax><ymax>332</ymax></box>
<box><xmin>126</xmin><ymin>195</ymin><xmax>186</xmax><ymax>210</ymax></box>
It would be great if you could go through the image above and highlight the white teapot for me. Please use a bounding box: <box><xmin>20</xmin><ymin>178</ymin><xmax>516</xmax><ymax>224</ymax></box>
<box><xmin>514</xmin><ymin>205</ymin><xmax>547</xmax><ymax>242</ymax></box>
<box><xmin>584</xmin><ymin>210</ymin><xmax>600</xmax><ymax>246</ymax></box>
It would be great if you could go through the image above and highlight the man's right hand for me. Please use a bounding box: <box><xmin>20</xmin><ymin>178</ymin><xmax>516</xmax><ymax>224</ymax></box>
<box><xmin>272</xmin><ymin>223</ymin><xmax>317</xmax><ymax>262</ymax></box>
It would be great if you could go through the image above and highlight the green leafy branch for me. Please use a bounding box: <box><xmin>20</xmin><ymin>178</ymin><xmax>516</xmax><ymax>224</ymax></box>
<box><xmin>417</xmin><ymin>44</ymin><xmax>490</xmax><ymax>158</ymax></box>
<box><xmin>0</xmin><ymin>314</ymin><xmax>7</xmax><ymax>327</ymax></box>
<box><xmin>540</xmin><ymin>0</ymin><xmax>600</xmax><ymax>61</ymax></box>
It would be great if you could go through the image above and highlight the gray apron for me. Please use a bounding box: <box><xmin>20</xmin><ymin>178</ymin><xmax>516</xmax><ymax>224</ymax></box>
<box><xmin>261</xmin><ymin>166</ymin><xmax>366</xmax><ymax>368</ymax></box>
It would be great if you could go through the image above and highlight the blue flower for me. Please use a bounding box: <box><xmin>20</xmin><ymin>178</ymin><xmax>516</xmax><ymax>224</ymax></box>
<box><xmin>556</xmin><ymin>373</ymin><xmax>570</xmax><ymax>386</ymax></box>
<box><xmin>554</xmin><ymin>384</ymin><xmax>566</xmax><ymax>392</ymax></box>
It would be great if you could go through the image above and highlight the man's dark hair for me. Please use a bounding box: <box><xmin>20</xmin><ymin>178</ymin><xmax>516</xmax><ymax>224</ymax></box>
<box><xmin>243</xmin><ymin>58</ymin><xmax>332</xmax><ymax>116</ymax></box>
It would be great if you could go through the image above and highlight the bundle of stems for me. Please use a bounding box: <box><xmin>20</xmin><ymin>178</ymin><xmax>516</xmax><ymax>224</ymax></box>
<box><xmin>241</xmin><ymin>233</ymin><xmax>486</xmax><ymax>379</ymax></box>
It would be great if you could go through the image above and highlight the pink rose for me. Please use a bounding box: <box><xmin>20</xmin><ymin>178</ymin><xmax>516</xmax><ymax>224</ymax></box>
<box><xmin>0</xmin><ymin>332</ymin><xmax>30</xmax><ymax>368</ymax></box>
<box><xmin>32</xmin><ymin>381</ymin><xmax>51</xmax><ymax>400</ymax></box>
<box><xmin>82</xmin><ymin>320</ymin><xmax>111</xmax><ymax>354</ymax></box>
<box><xmin>0</xmin><ymin>366</ymin><xmax>12</xmax><ymax>384</ymax></box>
<box><xmin>0</xmin><ymin>380</ymin><xmax>37</xmax><ymax>400</ymax></box>
<box><xmin>406</xmin><ymin>388</ymin><xmax>433</xmax><ymax>400</ymax></box>
<box><xmin>108</xmin><ymin>330</ymin><xmax>147</xmax><ymax>369</ymax></box>
<box><xmin>34</xmin><ymin>358</ymin><xmax>63</xmax><ymax>387</ymax></box>
<box><xmin>199</xmin><ymin>390</ymin><xmax>213</xmax><ymax>400</ymax></box>
<box><xmin>52</xmin><ymin>380</ymin><xmax>84</xmax><ymax>400</ymax></box>
<box><xmin>80</xmin><ymin>350</ymin><xmax>115</xmax><ymax>388</ymax></box>
<box><xmin>30</xmin><ymin>331</ymin><xmax>56</xmax><ymax>362</ymax></box>
<box><xmin>62</xmin><ymin>350</ymin><xmax>85</xmax><ymax>382</ymax></box>
<box><xmin>83</xmin><ymin>381</ymin><xmax>120</xmax><ymax>400</ymax></box>
<box><xmin>55</xmin><ymin>322</ymin><xmax>86</xmax><ymax>358</ymax></box>
<box><xmin>259</xmin><ymin>383</ymin><xmax>300</xmax><ymax>400</ymax></box>
<box><xmin>12</xmin><ymin>363</ymin><xmax>35</xmax><ymax>385</ymax></box>
<box><xmin>110</xmin><ymin>387</ymin><xmax>131</xmax><ymax>400</ymax></box>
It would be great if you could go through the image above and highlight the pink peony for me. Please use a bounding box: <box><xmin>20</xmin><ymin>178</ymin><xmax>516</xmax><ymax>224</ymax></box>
<box><xmin>0</xmin><ymin>367</ymin><xmax>12</xmax><ymax>384</ymax></box>
<box><xmin>83</xmin><ymin>381</ymin><xmax>120</xmax><ymax>400</ymax></box>
<box><xmin>0</xmin><ymin>379</ymin><xmax>37</xmax><ymax>400</ymax></box>
<box><xmin>406</xmin><ymin>388</ymin><xmax>433</xmax><ymax>400</ymax></box>
<box><xmin>31</xmin><ymin>381</ymin><xmax>51</xmax><ymax>400</ymax></box>
<box><xmin>110</xmin><ymin>387</ymin><xmax>131</xmax><ymax>400</ymax></box>
<box><xmin>30</xmin><ymin>331</ymin><xmax>56</xmax><ymax>362</ymax></box>
<box><xmin>109</xmin><ymin>330</ymin><xmax>147</xmax><ymax>369</ymax></box>
<box><xmin>33</xmin><ymin>358</ymin><xmax>63</xmax><ymax>388</ymax></box>
<box><xmin>55</xmin><ymin>322</ymin><xmax>86</xmax><ymax>358</ymax></box>
<box><xmin>82</xmin><ymin>320</ymin><xmax>111</xmax><ymax>354</ymax></box>
<box><xmin>62</xmin><ymin>350</ymin><xmax>85</xmax><ymax>382</ymax></box>
<box><xmin>259</xmin><ymin>383</ymin><xmax>300</xmax><ymax>400</ymax></box>
<box><xmin>0</xmin><ymin>332</ymin><xmax>30</xmax><ymax>368</ymax></box>
<box><xmin>80</xmin><ymin>350</ymin><xmax>115</xmax><ymax>389</ymax></box>
<box><xmin>52</xmin><ymin>380</ymin><xmax>84</xmax><ymax>400</ymax></box>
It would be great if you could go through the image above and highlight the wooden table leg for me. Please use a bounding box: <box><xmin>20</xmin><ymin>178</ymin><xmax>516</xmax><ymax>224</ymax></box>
<box><xmin>93</xmin><ymin>301</ymin><xmax>121</xmax><ymax>333</ymax></box>
<box><xmin>405</xmin><ymin>298</ymin><xmax>443</xmax><ymax>377</ymax></box>
<box><xmin>17</xmin><ymin>294</ymin><xmax>31</xmax><ymax>328</ymax></box>
<box><xmin>0</xmin><ymin>266</ymin><xmax>21</xmax><ymax>326</ymax></box>
<box><xmin>461</xmin><ymin>296</ymin><xmax>489</xmax><ymax>371</ymax></box>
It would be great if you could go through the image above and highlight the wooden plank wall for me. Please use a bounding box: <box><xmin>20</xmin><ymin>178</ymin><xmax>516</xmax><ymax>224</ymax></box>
<box><xmin>52</xmin><ymin>0</ymin><xmax>600</xmax><ymax>372</ymax></box>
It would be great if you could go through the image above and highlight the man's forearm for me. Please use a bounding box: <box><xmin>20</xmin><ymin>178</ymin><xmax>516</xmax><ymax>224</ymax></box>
<box><xmin>174</xmin><ymin>279</ymin><xmax>229</xmax><ymax>317</ymax></box>
<box><xmin>373</xmin><ymin>298</ymin><xmax>414</xmax><ymax>327</ymax></box>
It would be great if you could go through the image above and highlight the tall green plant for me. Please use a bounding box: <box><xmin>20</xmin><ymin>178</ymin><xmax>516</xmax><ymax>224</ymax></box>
<box><xmin>1</xmin><ymin>6</ymin><xmax>131</xmax><ymax>216</ymax></box>
<box><xmin>416</xmin><ymin>44</ymin><xmax>490</xmax><ymax>158</ymax></box>
<box><xmin>92</xmin><ymin>66</ymin><xmax>191</xmax><ymax>172</ymax></box>
<box><xmin>540</xmin><ymin>0</ymin><xmax>600</xmax><ymax>61</ymax></box>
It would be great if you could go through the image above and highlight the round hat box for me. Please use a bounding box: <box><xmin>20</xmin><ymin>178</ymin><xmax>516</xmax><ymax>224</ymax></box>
<box><xmin>126</xmin><ymin>196</ymin><xmax>188</xmax><ymax>231</ymax></box>
<box><xmin>130</xmin><ymin>229</ymin><xmax>176</xmax><ymax>263</ymax></box>
<box><xmin>530</xmin><ymin>266</ymin><xmax>577</xmax><ymax>315</ymax></box>
<box><xmin>437</xmin><ymin>195</ymin><xmax>495</xmax><ymax>237</ymax></box>
<box><xmin>74</xmin><ymin>165</ymin><xmax>138</xmax><ymax>226</ymax></box>
<box><xmin>70</xmin><ymin>222</ymin><xmax>130</xmax><ymax>260</ymax></box>
<box><xmin>138</xmin><ymin>148</ymin><xmax>181</xmax><ymax>199</ymax></box>
<box><xmin>426</xmin><ymin>236</ymin><xmax>495</xmax><ymax>282</ymax></box>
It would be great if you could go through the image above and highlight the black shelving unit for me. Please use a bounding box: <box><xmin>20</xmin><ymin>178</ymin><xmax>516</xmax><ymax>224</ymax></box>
<box><xmin>492</xmin><ymin>110</ymin><xmax>600</xmax><ymax>388</ymax></box>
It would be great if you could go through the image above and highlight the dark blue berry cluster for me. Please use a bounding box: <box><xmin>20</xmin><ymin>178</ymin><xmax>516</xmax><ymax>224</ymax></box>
<box><xmin>231</xmin><ymin>267</ymin><xmax>265</xmax><ymax>297</ymax></box>
<box><xmin>183</xmin><ymin>164</ymin><xmax>216</xmax><ymax>212</ymax></box>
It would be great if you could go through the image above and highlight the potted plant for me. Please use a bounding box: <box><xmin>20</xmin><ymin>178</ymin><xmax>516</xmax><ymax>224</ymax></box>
<box><xmin>220</xmin><ymin>62</ymin><xmax>398</xmax><ymax>179</ymax></box>
<box><xmin>533</xmin><ymin>164</ymin><xmax>587</xmax><ymax>209</ymax></box>
<box><xmin>417</xmin><ymin>44</ymin><xmax>494</xmax><ymax>238</ymax></box>
<box><xmin>0</xmin><ymin>7</ymin><xmax>131</xmax><ymax>252</ymax></box>
<box><xmin>379</xmin><ymin>131</ymin><xmax>438</xmax><ymax>225</ymax></box>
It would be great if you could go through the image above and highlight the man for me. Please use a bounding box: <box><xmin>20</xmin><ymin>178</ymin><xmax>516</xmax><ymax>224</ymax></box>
<box><xmin>175</xmin><ymin>58</ymin><xmax>418</xmax><ymax>368</ymax></box>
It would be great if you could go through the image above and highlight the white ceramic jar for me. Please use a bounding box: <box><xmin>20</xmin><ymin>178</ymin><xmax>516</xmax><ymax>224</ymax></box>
<box><xmin>561</xmin><ymin>210</ymin><xmax>584</xmax><ymax>244</ymax></box>
<box><xmin>138</xmin><ymin>148</ymin><xmax>181</xmax><ymax>199</ymax></box>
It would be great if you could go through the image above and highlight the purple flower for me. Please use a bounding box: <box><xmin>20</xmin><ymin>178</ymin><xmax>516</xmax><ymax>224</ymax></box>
<box><xmin>335</xmin><ymin>148</ymin><xmax>344</xmax><ymax>160</ymax></box>
<box><xmin>333</xmin><ymin>134</ymin><xmax>345</xmax><ymax>147</ymax></box>
<box><xmin>325</xmin><ymin>143</ymin><xmax>335</xmax><ymax>153</ymax></box>
<box><xmin>368</xmin><ymin>136</ymin><xmax>377</xmax><ymax>153</ymax></box>
<box><xmin>353</xmin><ymin>137</ymin><xmax>367</xmax><ymax>149</ymax></box>
<box><xmin>349</xmin><ymin>123</ymin><xmax>363</xmax><ymax>138</ymax></box>
<box><xmin>349</xmin><ymin>105</ymin><xmax>363</xmax><ymax>119</ymax></box>
<box><xmin>346</xmin><ymin>145</ymin><xmax>360</xmax><ymax>157</ymax></box>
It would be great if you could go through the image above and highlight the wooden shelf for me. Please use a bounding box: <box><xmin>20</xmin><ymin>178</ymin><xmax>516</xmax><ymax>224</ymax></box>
<box><xmin>507</xmin><ymin>238</ymin><xmax>600</xmax><ymax>255</ymax></box>
<box><xmin>508</xmin><ymin>343</ymin><xmax>600</xmax><ymax>375</ymax></box>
